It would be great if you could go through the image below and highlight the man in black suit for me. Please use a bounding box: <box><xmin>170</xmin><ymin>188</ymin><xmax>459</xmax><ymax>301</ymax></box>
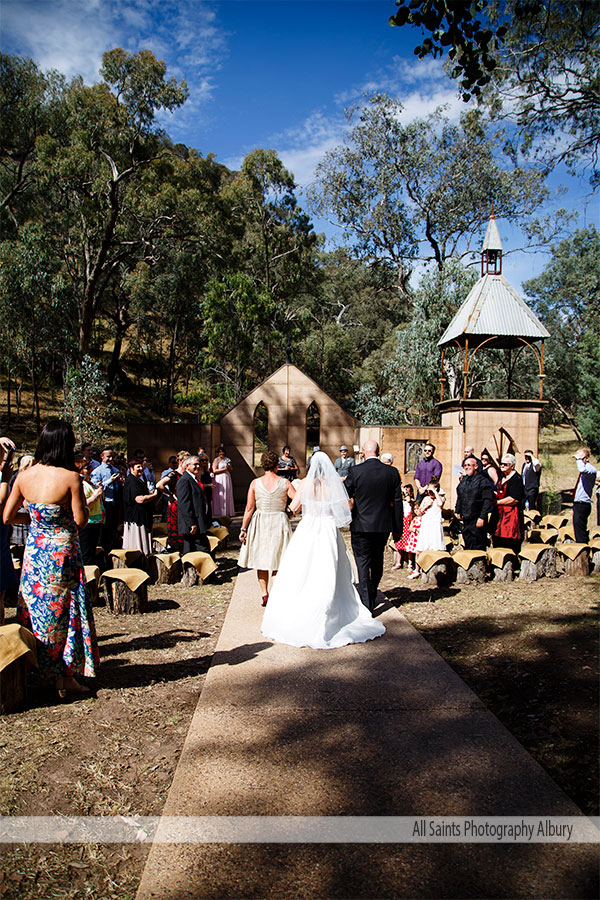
<box><xmin>176</xmin><ymin>456</ymin><xmax>211</xmax><ymax>555</ymax></box>
<box><xmin>344</xmin><ymin>440</ymin><xmax>403</xmax><ymax>613</ymax></box>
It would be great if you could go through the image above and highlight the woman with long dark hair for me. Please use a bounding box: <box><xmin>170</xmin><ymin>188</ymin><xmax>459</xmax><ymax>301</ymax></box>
<box><xmin>3</xmin><ymin>419</ymin><xmax>99</xmax><ymax>697</ymax></box>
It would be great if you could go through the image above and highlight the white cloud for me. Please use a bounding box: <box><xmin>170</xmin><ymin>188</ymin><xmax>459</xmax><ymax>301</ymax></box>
<box><xmin>1</xmin><ymin>0</ymin><xmax>227</xmax><ymax>101</ymax></box>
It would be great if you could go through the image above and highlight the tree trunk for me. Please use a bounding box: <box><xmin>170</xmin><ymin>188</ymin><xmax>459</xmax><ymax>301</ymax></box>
<box><xmin>456</xmin><ymin>559</ymin><xmax>486</xmax><ymax>584</ymax></box>
<box><xmin>103</xmin><ymin>579</ymin><xmax>149</xmax><ymax>614</ymax></box>
<box><xmin>181</xmin><ymin>564</ymin><xmax>199</xmax><ymax>586</ymax></box>
<box><xmin>564</xmin><ymin>551</ymin><xmax>589</xmax><ymax>576</ymax></box>
<box><xmin>6</xmin><ymin>367</ymin><xmax>11</xmax><ymax>425</ymax></box>
<box><xmin>491</xmin><ymin>558</ymin><xmax>514</xmax><ymax>582</ymax></box>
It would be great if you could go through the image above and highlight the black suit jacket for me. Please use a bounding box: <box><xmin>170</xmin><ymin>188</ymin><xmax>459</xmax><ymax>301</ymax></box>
<box><xmin>344</xmin><ymin>458</ymin><xmax>403</xmax><ymax>534</ymax></box>
<box><xmin>177</xmin><ymin>471</ymin><xmax>208</xmax><ymax>535</ymax></box>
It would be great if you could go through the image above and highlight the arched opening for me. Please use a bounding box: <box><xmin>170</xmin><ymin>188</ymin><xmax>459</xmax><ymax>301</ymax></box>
<box><xmin>253</xmin><ymin>401</ymin><xmax>269</xmax><ymax>467</ymax></box>
<box><xmin>306</xmin><ymin>401</ymin><xmax>320</xmax><ymax>465</ymax></box>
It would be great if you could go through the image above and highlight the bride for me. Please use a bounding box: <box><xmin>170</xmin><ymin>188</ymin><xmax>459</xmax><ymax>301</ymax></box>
<box><xmin>261</xmin><ymin>451</ymin><xmax>385</xmax><ymax>649</ymax></box>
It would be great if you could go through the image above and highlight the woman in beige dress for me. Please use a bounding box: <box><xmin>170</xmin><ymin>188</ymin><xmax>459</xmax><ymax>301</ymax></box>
<box><xmin>238</xmin><ymin>450</ymin><xmax>296</xmax><ymax>606</ymax></box>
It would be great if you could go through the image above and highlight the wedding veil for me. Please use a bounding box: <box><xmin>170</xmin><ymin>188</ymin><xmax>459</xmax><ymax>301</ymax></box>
<box><xmin>301</xmin><ymin>451</ymin><xmax>352</xmax><ymax>527</ymax></box>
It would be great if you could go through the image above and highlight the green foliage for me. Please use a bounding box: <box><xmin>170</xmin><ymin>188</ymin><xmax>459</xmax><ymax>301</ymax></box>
<box><xmin>524</xmin><ymin>226</ymin><xmax>600</xmax><ymax>448</ymax></box>
<box><xmin>310</xmin><ymin>95</ymin><xmax>554</xmax><ymax>289</ymax></box>
<box><xmin>63</xmin><ymin>356</ymin><xmax>113</xmax><ymax>444</ymax></box>
<box><xmin>389</xmin><ymin>0</ymin><xmax>509</xmax><ymax>98</ymax></box>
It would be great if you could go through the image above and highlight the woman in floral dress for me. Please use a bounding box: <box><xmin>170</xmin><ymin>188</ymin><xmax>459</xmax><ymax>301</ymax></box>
<box><xmin>3</xmin><ymin>420</ymin><xmax>99</xmax><ymax>696</ymax></box>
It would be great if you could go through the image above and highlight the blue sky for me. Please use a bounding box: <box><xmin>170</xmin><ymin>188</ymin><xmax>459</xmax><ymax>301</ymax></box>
<box><xmin>2</xmin><ymin>0</ymin><xmax>598</xmax><ymax>289</ymax></box>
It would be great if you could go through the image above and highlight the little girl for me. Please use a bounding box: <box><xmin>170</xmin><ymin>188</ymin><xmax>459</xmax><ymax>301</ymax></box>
<box><xmin>393</xmin><ymin>484</ymin><xmax>416</xmax><ymax>572</ymax></box>
<box><xmin>410</xmin><ymin>479</ymin><xmax>446</xmax><ymax>579</ymax></box>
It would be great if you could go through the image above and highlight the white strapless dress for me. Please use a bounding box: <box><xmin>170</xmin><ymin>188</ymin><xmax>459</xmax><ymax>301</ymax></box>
<box><xmin>261</xmin><ymin>515</ymin><xmax>386</xmax><ymax>649</ymax></box>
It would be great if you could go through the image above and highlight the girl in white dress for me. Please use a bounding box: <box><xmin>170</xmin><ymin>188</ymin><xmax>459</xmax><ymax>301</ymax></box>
<box><xmin>261</xmin><ymin>452</ymin><xmax>385</xmax><ymax>649</ymax></box>
<box><xmin>409</xmin><ymin>479</ymin><xmax>446</xmax><ymax>579</ymax></box>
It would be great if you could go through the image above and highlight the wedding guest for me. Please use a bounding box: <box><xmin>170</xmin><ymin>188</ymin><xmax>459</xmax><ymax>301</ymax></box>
<box><xmin>166</xmin><ymin>451</ymin><xmax>191</xmax><ymax>552</ymax></box>
<box><xmin>493</xmin><ymin>453</ymin><xmax>525</xmax><ymax>553</ymax></box>
<box><xmin>334</xmin><ymin>445</ymin><xmax>355</xmax><ymax>481</ymax></box>
<box><xmin>160</xmin><ymin>455</ymin><xmax>178</xmax><ymax>520</ymax></box>
<box><xmin>0</xmin><ymin>437</ymin><xmax>17</xmax><ymax>625</ymax></box>
<box><xmin>8</xmin><ymin>453</ymin><xmax>34</xmax><ymax>545</ymax></box>
<box><xmin>462</xmin><ymin>445</ymin><xmax>483</xmax><ymax>473</ymax></box>
<box><xmin>198</xmin><ymin>453</ymin><xmax>214</xmax><ymax>522</ymax></box>
<box><xmin>521</xmin><ymin>449</ymin><xmax>542</xmax><ymax>511</ymax></box>
<box><xmin>277</xmin><ymin>445</ymin><xmax>298</xmax><ymax>482</ymax></box>
<box><xmin>481</xmin><ymin>450</ymin><xmax>500</xmax><ymax>486</ymax></box>
<box><xmin>411</xmin><ymin>479</ymin><xmax>446</xmax><ymax>578</ymax></box>
<box><xmin>212</xmin><ymin>446</ymin><xmax>235</xmax><ymax>516</ymax></box>
<box><xmin>414</xmin><ymin>443</ymin><xmax>442</xmax><ymax>501</ymax></box>
<box><xmin>393</xmin><ymin>484</ymin><xmax>416</xmax><ymax>572</ymax></box>
<box><xmin>572</xmin><ymin>448</ymin><xmax>597</xmax><ymax>543</ymax></box>
<box><xmin>455</xmin><ymin>456</ymin><xmax>494</xmax><ymax>550</ymax></box>
<box><xmin>78</xmin><ymin>460</ymin><xmax>105</xmax><ymax>565</ymax></box>
<box><xmin>91</xmin><ymin>447</ymin><xmax>122</xmax><ymax>553</ymax></box>
<box><xmin>177</xmin><ymin>455</ymin><xmax>211</xmax><ymax>555</ymax></box>
<box><xmin>3</xmin><ymin>420</ymin><xmax>99</xmax><ymax>695</ymax></box>
<box><xmin>122</xmin><ymin>459</ymin><xmax>158</xmax><ymax>556</ymax></box>
<box><xmin>239</xmin><ymin>450</ymin><xmax>295</xmax><ymax>607</ymax></box>
<box><xmin>81</xmin><ymin>442</ymin><xmax>100</xmax><ymax>471</ymax></box>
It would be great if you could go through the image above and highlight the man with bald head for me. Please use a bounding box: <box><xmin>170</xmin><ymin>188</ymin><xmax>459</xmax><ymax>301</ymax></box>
<box><xmin>344</xmin><ymin>440</ymin><xmax>403</xmax><ymax>613</ymax></box>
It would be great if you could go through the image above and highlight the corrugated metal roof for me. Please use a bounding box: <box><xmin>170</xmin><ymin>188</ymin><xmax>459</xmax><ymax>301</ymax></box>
<box><xmin>482</xmin><ymin>215</ymin><xmax>503</xmax><ymax>251</ymax></box>
<box><xmin>438</xmin><ymin>274</ymin><xmax>550</xmax><ymax>348</ymax></box>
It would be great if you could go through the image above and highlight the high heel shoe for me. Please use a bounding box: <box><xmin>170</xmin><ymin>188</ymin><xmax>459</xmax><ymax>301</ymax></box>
<box><xmin>261</xmin><ymin>595</ymin><xmax>268</xmax><ymax>607</ymax></box>
<box><xmin>55</xmin><ymin>676</ymin><xmax>91</xmax><ymax>698</ymax></box>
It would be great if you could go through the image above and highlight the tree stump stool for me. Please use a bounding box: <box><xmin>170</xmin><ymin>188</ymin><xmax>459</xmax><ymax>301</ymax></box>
<box><xmin>416</xmin><ymin>551</ymin><xmax>454</xmax><ymax>587</ymax></box>
<box><xmin>181</xmin><ymin>552</ymin><xmax>217</xmax><ymax>586</ymax></box>
<box><xmin>453</xmin><ymin>550</ymin><xmax>487</xmax><ymax>584</ymax></box>
<box><xmin>540</xmin><ymin>513</ymin><xmax>570</xmax><ymax>531</ymax></box>
<box><xmin>109</xmin><ymin>549</ymin><xmax>145</xmax><ymax>571</ymax></box>
<box><xmin>152</xmin><ymin>536</ymin><xmax>169</xmax><ymax>554</ymax></box>
<box><xmin>590</xmin><ymin>527</ymin><xmax>600</xmax><ymax>541</ymax></box>
<box><xmin>558</xmin><ymin>526</ymin><xmax>576</xmax><ymax>544</ymax></box>
<box><xmin>557</xmin><ymin>543</ymin><xmax>590</xmax><ymax>577</ymax></box>
<box><xmin>9</xmin><ymin>543</ymin><xmax>24</xmax><ymax>563</ymax></box>
<box><xmin>83</xmin><ymin>566</ymin><xmax>100</xmax><ymax>605</ymax></box>
<box><xmin>518</xmin><ymin>545</ymin><xmax>557</xmax><ymax>582</ymax></box>
<box><xmin>487</xmin><ymin>548</ymin><xmax>517</xmax><ymax>582</ymax></box>
<box><xmin>589</xmin><ymin>540</ymin><xmax>600</xmax><ymax>574</ymax></box>
<box><xmin>152</xmin><ymin>522</ymin><xmax>168</xmax><ymax>538</ymax></box>
<box><xmin>101</xmin><ymin>569</ymin><xmax>150</xmax><ymax>614</ymax></box>
<box><xmin>148</xmin><ymin>553</ymin><xmax>182</xmax><ymax>585</ymax></box>
<box><xmin>208</xmin><ymin>525</ymin><xmax>229</xmax><ymax>550</ymax></box>
<box><xmin>0</xmin><ymin>624</ymin><xmax>37</xmax><ymax>714</ymax></box>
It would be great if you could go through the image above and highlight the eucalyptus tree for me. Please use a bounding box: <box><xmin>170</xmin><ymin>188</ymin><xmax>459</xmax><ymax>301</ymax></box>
<box><xmin>309</xmin><ymin>95</ymin><xmax>557</xmax><ymax>295</ymax></box>
<box><xmin>223</xmin><ymin>149</ymin><xmax>319</xmax><ymax>370</ymax></box>
<box><xmin>34</xmin><ymin>48</ymin><xmax>188</xmax><ymax>359</ymax></box>
<box><xmin>524</xmin><ymin>226</ymin><xmax>600</xmax><ymax>446</ymax></box>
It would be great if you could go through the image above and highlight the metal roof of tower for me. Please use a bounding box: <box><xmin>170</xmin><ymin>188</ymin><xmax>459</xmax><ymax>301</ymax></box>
<box><xmin>481</xmin><ymin>214</ymin><xmax>503</xmax><ymax>251</ymax></box>
<box><xmin>437</xmin><ymin>273</ymin><xmax>550</xmax><ymax>350</ymax></box>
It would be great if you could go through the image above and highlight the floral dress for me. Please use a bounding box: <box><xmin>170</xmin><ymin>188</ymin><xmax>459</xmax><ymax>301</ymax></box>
<box><xmin>18</xmin><ymin>502</ymin><xmax>99</xmax><ymax>679</ymax></box>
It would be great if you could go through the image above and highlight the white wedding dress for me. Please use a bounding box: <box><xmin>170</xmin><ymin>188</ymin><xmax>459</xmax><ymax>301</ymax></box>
<box><xmin>261</xmin><ymin>453</ymin><xmax>385</xmax><ymax>650</ymax></box>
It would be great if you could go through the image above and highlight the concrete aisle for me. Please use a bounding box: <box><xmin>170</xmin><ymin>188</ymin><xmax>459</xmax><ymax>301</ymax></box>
<box><xmin>136</xmin><ymin>569</ymin><xmax>598</xmax><ymax>899</ymax></box>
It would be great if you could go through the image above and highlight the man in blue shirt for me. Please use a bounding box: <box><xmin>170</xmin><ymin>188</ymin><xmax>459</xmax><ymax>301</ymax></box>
<box><xmin>91</xmin><ymin>447</ymin><xmax>122</xmax><ymax>553</ymax></box>
<box><xmin>572</xmin><ymin>448</ymin><xmax>597</xmax><ymax>543</ymax></box>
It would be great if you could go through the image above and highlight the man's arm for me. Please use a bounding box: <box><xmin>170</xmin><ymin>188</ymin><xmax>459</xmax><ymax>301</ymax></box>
<box><xmin>479</xmin><ymin>477</ymin><xmax>495</xmax><ymax>519</ymax></box>
<box><xmin>177</xmin><ymin>477</ymin><xmax>194</xmax><ymax>531</ymax></box>
<box><xmin>391</xmin><ymin>469</ymin><xmax>403</xmax><ymax>537</ymax></box>
<box><xmin>432</xmin><ymin>459</ymin><xmax>442</xmax><ymax>479</ymax></box>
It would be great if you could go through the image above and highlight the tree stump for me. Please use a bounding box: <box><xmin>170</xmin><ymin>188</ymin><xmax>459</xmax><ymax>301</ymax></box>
<box><xmin>181</xmin><ymin>564</ymin><xmax>200</xmax><ymax>587</ymax></box>
<box><xmin>492</xmin><ymin>558</ymin><xmax>514</xmax><ymax>582</ymax></box>
<box><xmin>455</xmin><ymin>559</ymin><xmax>486</xmax><ymax>584</ymax></box>
<box><xmin>519</xmin><ymin>547</ymin><xmax>557</xmax><ymax>582</ymax></box>
<box><xmin>109</xmin><ymin>549</ymin><xmax>145</xmax><ymax>570</ymax></box>
<box><xmin>152</xmin><ymin>537</ymin><xmax>169</xmax><ymax>554</ymax></box>
<box><xmin>0</xmin><ymin>657</ymin><xmax>26</xmax><ymax>714</ymax></box>
<box><xmin>563</xmin><ymin>551</ymin><xmax>589</xmax><ymax>576</ymax></box>
<box><xmin>148</xmin><ymin>554</ymin><xmax>182</xmax><ymax>585</ymax></box>
<box><xmin>420</xmin><ymin>560</ymin><xmax>454</xmax><ymax>587</ymax></box>
<box><xmin>101</xmin><ymin>569</ymin><xmax>150</xmax><ymax>614</ymax></box>
<box><xmin>591</xmin><ymin>549</ymin><xmax>600</xmax><ymax>574</ymax></box>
